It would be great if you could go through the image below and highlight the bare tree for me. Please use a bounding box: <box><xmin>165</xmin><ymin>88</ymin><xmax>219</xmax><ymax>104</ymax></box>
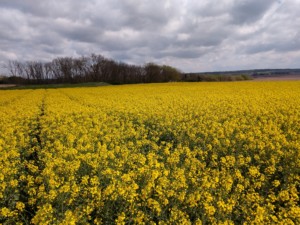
<box><xmin>5</xmin><ymin>54</ymin><xmax>181</xmax><ymax>85</ymax></box>
<box><xmin>144</xmin><ymin>63</ymin><xmax>162</xmax><ymax>83</ymax></box>
<box><xmin>6</xmin><ymin>60</ymin><xmax>26</xmax><ymax>78</ymax></box>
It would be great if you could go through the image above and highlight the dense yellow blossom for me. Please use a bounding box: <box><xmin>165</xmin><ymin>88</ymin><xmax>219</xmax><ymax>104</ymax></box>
<box><xmin>1</xmin><ymin>81</ymin><xmax>300</xmax><ymax>224</ymax></box>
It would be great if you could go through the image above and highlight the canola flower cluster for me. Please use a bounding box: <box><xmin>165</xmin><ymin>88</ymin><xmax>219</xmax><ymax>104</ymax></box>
<box><xmin>0</xmin><ymin>82</ymin><xmax>300</xmax><ymax>224</ymax></box>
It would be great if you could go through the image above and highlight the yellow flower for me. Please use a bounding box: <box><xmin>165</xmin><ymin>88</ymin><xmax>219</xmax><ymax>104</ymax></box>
<box><xmin>16</xmin><ymin>202</ymin><xmax>25</xmax><ymax>211</ymax></box>
<box><xmin>2</xmin><ymin>81</ymin><xmax>300</xmax><ymax>224</ymax></box>
<box><xmin>1</xmin><ymin>207</ymin><xmax>11</xmax><ymax>217</ymax></box>
<box><xmin>115</xmin><ymin>212</ymin><xmax>126</xmax><ymax>225</ymax></box>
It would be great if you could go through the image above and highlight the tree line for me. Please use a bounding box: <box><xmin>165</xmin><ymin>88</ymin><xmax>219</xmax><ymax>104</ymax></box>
<box><xmin>4</xmin><ymin>54</ymin><xmax>181</xmax><ymax>85</ymax></box>
<box><xmin>183</xmin><ymin>73</ymin><xmax>252</xmax><ymax>82</ymax></box>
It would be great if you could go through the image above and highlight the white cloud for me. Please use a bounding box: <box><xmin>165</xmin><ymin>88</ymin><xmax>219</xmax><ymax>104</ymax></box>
<box><xmin>0</xmin><ymin>0</ymin><xmax>300</xmax><ymax>73</ymax></box>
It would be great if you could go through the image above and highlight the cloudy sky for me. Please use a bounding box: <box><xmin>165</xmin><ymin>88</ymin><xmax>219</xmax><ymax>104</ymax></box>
<box><xmin>0</xmin><ymin>0</ymin><xmax>300</xmax><ymax>73</ymax></box>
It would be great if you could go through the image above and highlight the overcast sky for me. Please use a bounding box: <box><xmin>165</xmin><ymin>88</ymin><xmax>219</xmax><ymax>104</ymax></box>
<box><xmin>0</xmin><ymin>0</ymin><xmax>300</xmax><ymax>73</ymax></box>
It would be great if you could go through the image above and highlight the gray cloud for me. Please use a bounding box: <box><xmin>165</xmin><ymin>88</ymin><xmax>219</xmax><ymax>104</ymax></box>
<box><xmin>1</xmin><ymin>0</ymin><xmax>300</xmax><ymax>74</ymax></box>
<box><xmin>230</xmin><ymin>0</ymin><xmax>277</xmax><ymax>24</ymax></box>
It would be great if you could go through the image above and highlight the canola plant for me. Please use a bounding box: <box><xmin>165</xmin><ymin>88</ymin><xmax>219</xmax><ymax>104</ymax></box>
<box><xmin>0</xmin><ymin>82</ymin><xmax>300</xmax><ymax>224</ymax></box>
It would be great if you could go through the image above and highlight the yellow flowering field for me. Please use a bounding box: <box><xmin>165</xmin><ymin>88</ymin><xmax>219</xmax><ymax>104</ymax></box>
<box><xmin>1</xmin><ymin>81</ymin><xmax>300</xmax><ymax>224</ymax></box>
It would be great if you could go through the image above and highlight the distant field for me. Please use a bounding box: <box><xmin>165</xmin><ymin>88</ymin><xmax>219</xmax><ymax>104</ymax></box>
<box><xmin>253</xmin><ymin>74</ymin><xmax>300</xmax><ymax>81</ymax></box>
<box><xmin>0</xmin><ymin>84</ymin><xmax>16</xmax><ymax>88</ymax></box>
<box><xmin>1</xmin><ymin>82</ymin><xmax>300</xmax><ymax>224</ymax></box>
<box><xmin>0</xmin><ymin>82</ymin><xmax>110</xmax><ymax>90</ymax></box>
